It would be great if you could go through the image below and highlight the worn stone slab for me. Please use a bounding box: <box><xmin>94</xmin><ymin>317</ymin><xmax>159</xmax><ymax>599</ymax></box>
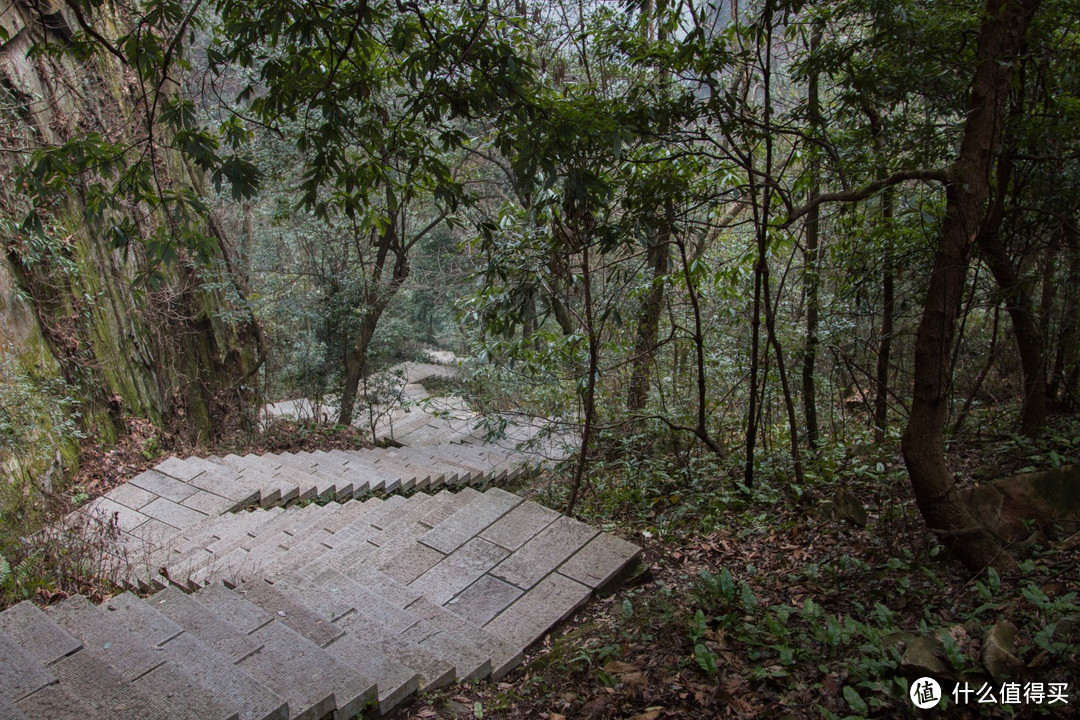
<box><xmin>233</xmin><ymin>580</ymin><xmax>345</xmax><ymax>648</ymax></box>
<box><xmin>276</xmin><ymin>567</ymin><xmax>419</xmax><ymax>634</ymax></box>
<box><xmin>379</xmin><ymin>541</ymin><xmax>446</xmax><ymax>585</ymax></box>
<box><xmin>393</xmin><ymin>607</ymin><xmax>491</xmax><ymax>682</ymax></box>
<box><xmin>182</xmin><ymin>463</ymin><xmax>262</xmax><ymax>508</ymax></box>
<box><xmin>0</xmin><ymin>628</ymin><xmax>57</xmax><ymax>702</ymax></box>
<box><xmin>151</xmin><ymin>630</ymin><xmax>288</xmax><ymax>720</ymax></box>
<box><xmin>444</xmin><ymin>573</ymin><xmax>525</xmax><ymax>627</ymax></box>
<box><xmin>16</xmin><ymin>684</ymin><xmax>101</xmax><ymax>720</ymax></box>
<box><xmin>0</xmin><ymin>600</ymin><xmax>82</xmax><ymax>666</ymax></box>
<box><xmin>558</xmin><ymin>532</ymin><xmax>642</xmax><ymax>589</ymax></box>
<box><xmin>181</xmin><ymin>489</ymin><xmax>236</xmax><ymax>516</ymax></box>
<box><xmin>106</xmin><ymin>482</ymin><xmax>159</xmax><ymax>511</ymax></box>
<box><xmin>101</xmin><ymin>592</ymin><xmax>184</xmax><ymax>647</ymax></box>
<box><xmin>154</xmin><ymin>456</ymin><xmax>206</xmax><ymax>482</ymax></box>
<box><xmin>130</xmin><ymin>469</ymin><xmax>199</xmax><ymax>503</ymax></box>
<box><xmin>419</xmin><ymin>488</ymin><xmax>522</xmax><ymax>554</ymax></box>
<box><xmin>479</xmin><ymin>500</ymin><xmax>560</xmax><ymax>551</ymax></box>
<box><xmin>484</xmin><ymin>571</ymin><xmax>592</xmax><ymax>650</ymax></box>
<box><xmin>193</xmin><ymin>582</ymin><xmax>275</xmax><ymax>634</ymax></box>
<box><xmin>340</xmin><ymin>562</ymin><xmax>423</xmax><ymax>609</ymax></box>
<box><xmin>83</xmin><ymin>496</ymin><xmax>150</xmax><ymax>534</ymax></box>
<box><xmin>320</xmin><ymin>632</ymin><xmax>420</xmax><ymax>714</ymax></box>
<box><xmin>409</xmin><ymin>537</ymin><xmax>510</xmax><ymax>606</ymax></box>
<box><xmin>418</xmin><ymin>487</ymin><xmax>483</xmax><ymax>528</ymax></box>
<box><xmin>407</xmin><ymin>595</ymin><xmax>521</xmax><ymax>669</ymax></box>
<box><xmin>1</xmin><ymin>693</ymin><xmax>31</xmax><ymax>720</ymax></box>
<box><xmin>490</xmin><ymin>515</ymin><xmax>598</xmax><ymax>590</ymax></box>
<box><xmin>49</xmin><ymin>650</ymin><xmax>176</xmax><ymax>720</ymax></box>
<box><xmin>46</xmin><ymin>595</ymin><xmax>164</xmax><ymax>682</ymax></box>
<box><xmin>122</xmin><ymin>516</ymin><xmax>178</xmax><ymax>551</ymax></box>
<box><xmin>243</xmin><ymin>619</ymin><xmax>371</xmax><ymax>720</ymax></box>
<box><xmin>132</xmin><ymin>660</ymin><xmax>240</xmax><ymax>720</ymax></box>
<box><xmin>147</xmin><ymin>585</ymin><xmax>263</xmax><ymax>663</ymax></box>
<box><xmin>332</xmin><ymin>610</ymin><xmax>455</xmax><ymax>694</ymax></box>
<box><xmin>140</xmin><ymin>496</ymin><xmax>209</xmax><ymax>530</ymax></box>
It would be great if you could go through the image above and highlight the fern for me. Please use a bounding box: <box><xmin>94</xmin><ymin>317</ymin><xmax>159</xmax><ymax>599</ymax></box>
<box><xmin>0</xmin><ymin>553</ymin><xmax>10</xmax><ymax>588</ymax></box>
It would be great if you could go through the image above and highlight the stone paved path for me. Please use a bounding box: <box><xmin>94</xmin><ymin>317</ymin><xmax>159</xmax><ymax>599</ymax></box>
<box><xmin>6</xmin><ymin>369</ymin><xmax>638</xmax><ymax>719</ymax></box>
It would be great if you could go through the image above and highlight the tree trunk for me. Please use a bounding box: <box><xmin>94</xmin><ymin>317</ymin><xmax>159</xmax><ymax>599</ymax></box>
<box><xmin>1051</xmin><ymin>222</ymin><xmax>1080</xmax><ymax>407</ymax></box>
<box><xmin>901</xmin><ymin>0</ymin><xmax>1041</xmax><ymax>572</ymax></box>
<box><xmin>802</xmin><ymin>22</ymin><xmax>822</xmax><ymax>452</ymax></box>
<box><xmin>976</xmin><ymin>153</ymin><xmax>1048</xmax><ymax>434</ymax></box>
<box><xmin>627</xmin><ymin>203</ymin><xmax>672</xmax><ymax>413</ymax></box>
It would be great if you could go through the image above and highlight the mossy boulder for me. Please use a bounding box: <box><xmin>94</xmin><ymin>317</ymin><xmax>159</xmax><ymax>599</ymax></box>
<box><xmin>961</xmin><ymin>465</ymin><xmax>1080</xmax><ymax>543</ymax></box>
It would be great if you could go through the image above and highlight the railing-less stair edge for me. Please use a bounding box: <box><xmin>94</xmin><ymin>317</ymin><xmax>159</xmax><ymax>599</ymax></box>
<box><xmin>1</xmin><ymin>431</ymin><xmax>640</xmax><ymax>719</ymax></box>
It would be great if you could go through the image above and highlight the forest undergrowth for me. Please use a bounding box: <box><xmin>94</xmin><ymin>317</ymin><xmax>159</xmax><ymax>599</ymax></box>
<box><xmin>402</xmin><ymin>416</ymin><xmax>1080</xmax><ymax>720</ymax></box>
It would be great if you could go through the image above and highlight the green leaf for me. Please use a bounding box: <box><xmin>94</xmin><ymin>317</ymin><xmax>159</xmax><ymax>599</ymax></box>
<box><xmin>843</xmin><ymin>685</ymin><xmax>868</xmax><ymax>715</ymax></box>
<box><xmin>694</xmin><ymin>643</ymin><xmax>718</xmax><ymax>675</ymax></box>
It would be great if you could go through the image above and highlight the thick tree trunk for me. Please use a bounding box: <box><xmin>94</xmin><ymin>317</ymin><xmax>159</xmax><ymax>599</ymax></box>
<box><xmin>901</xmin><ymin>0</ymin><xmax>1041</xmax><ymax>572</ymax></box>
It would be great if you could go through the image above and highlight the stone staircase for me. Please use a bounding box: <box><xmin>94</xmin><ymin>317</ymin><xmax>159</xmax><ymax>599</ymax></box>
<box><xmin>2</xmin><ymin>429</ymin><xmax>639</xmax><ymax>719</ymax></box>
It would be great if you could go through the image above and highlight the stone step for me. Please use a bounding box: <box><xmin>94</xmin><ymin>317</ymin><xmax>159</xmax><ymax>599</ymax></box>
<box><xmin>187</xmin><ymin>500</ymin><xmax>332</xmax><ymax>591</ymax></box>
<box><xmin>157</xmin><ymin>506</ymin><xmax>292</xmax><ymax>591</ymax></box>
<box><xmin>129</xmin><ymin>508</ymin><xmax>276</xmax><ymax>591</ymax></box>
<box><xmin>205</xmin><ymin>503</ymin><xmax>345</xmax><ymax>588</ymax></box>
<box><xmin>0</xmin><ymin>627</ymin><xmax>57</xmax><ymax>703</ymax></box>
<box><xmin>118</xmin><ymin>588</ymin><xmax>290</xmax><ymax>720</ymax></box>
<box><xmin>205</xmin><ymin>455</ymin><xmax>298</xmax><ymax>508</ymax></box>
<box><xmin>267</xmin><ymin>453</ymin><xmax>347</xmax><ymax>500</ymax></box>
<box><xmin>276</xmin><ymin>568</ymin><xmax>500</xmax><ymax>684</ymax></box>
<box><xmin>0</xmin><ymin>600</ymin><xmax>83</xmax><ymax>666</ymax></box>
<box><xmin>312</xmin><ymin>450</ymin><xmax>398</xmax><ymax>494</ymax></box>
<box><xmin>419</xmin><ymin>487</ymin><xmax>523</xmax><ymax>555</ymax></box>
<box><xmin>189</xmin><ymin>583</ymin><xmax>376</xmax><ymax>720</ymax></box>
<box><xmin>48</xmin><ymin>649</ymin><xmax>184</xmax><ymax>720</ymax></box>
<box><xmin>43</xmin><ymin>594</ymin><xmax>240</xmax><ymax>720</ymax></box>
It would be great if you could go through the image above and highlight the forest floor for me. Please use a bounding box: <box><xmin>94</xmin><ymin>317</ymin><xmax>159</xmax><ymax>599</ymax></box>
<box><xmin>394</xmin><ymin>419</ymin><xmax>1080</xmax><ymax>720</ymax></box>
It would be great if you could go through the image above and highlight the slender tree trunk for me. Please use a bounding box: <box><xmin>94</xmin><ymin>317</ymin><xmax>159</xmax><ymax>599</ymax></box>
<box><xmin>976</xmin><ymin>153</ymin><xmax>1048</xmax><ymax>434</ymax></box>
<box><xmin>566</xmin><ymin>244</ymin><xmax>597</xmax><ymax>514</ymax></box>
<box><xmin>802</xmin><ymin>22</ymin><xmax>822</xmax><ymax>452</ymax></box>
<box><xmin>901</xmin><ymin>0</ymin><xmax>1041</xmax><ymax>572</ymax></box>
<box><xmin>863</xmin><ymin>106</ymin><xmax>896</xmax><ymax>443</ymax></box>
<box><xmin>627</xmin><ymin>204</ymin><xmax>672</xmax><ymax>413</ymax></box>
<box><xmin>1052</xmin><ymin>222</ymin><xmax>1080</xmax><ymax>407</ymax></box>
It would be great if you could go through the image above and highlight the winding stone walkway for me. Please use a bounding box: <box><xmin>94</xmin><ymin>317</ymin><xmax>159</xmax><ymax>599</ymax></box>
<box><xmin>2</xmin><ymin>371</ymin><xmax>638</xmax><ymax>719</ymax></box>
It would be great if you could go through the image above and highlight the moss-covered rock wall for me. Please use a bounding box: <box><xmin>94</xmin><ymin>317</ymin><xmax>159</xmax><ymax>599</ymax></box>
<box><xmin>0</xmin><ymin>0</ymin><xmax>258</xmax><ymax>479</ymax></box>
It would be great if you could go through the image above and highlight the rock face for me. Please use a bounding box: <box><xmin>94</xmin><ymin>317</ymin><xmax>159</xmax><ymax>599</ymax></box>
<box><xmin>962</xmin><ymin>466</ymin><xmax>1080</xmax><ymax>543</ymax></box>
<box><xmin>0</xmin><ymin>1</ymin><xmax>257</xmax><ymax>477</ymax></box>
